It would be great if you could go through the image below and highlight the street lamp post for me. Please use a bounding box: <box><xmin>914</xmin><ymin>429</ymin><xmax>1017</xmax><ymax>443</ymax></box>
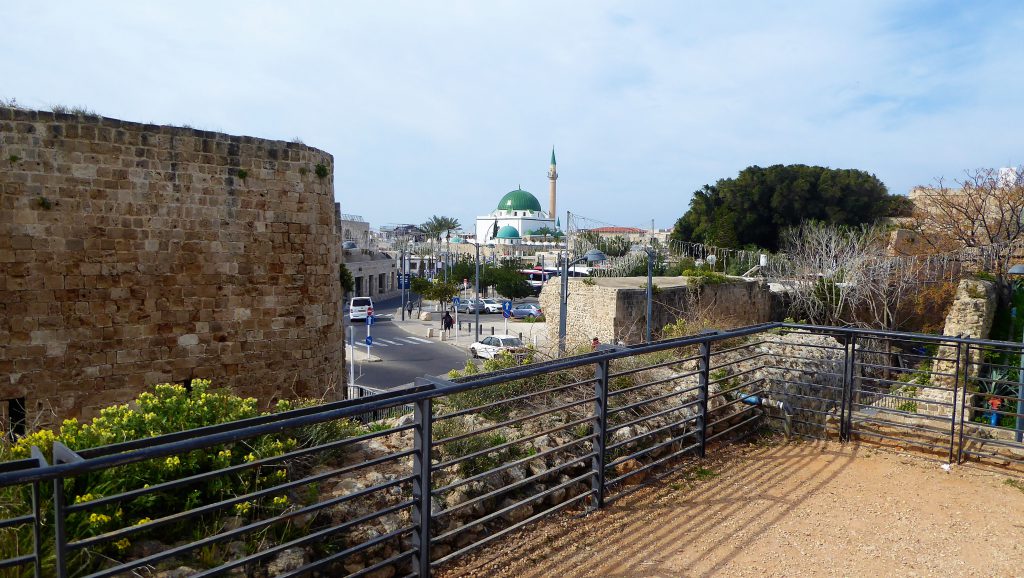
<box><xmin>457</xmin><ymin>238</ymin><xmax>485</xmax><ymax>341</ymax></box>
<box><xmin>558</xmin><ymin>248</ymin><xmax>607</xmax><ymax>355</ymax></box>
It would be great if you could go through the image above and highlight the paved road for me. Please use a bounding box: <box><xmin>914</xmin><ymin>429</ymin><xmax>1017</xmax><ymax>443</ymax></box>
<box><xmin>346</xmin><ymin>296</ymin><xmax>470</xmax><ymax>390</ymax></box>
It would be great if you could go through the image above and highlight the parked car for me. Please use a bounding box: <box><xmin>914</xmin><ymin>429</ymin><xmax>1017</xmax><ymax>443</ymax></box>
<box><xmin>349</xmin><ymin>297</ymin><xmax>374</xmax><ymax>321</ymax></box>
<box><xmin>455</xmin><ymin>298</ymin><xmax>484</xmax><ymax>314</ymax></box>
<box><xmin>481</xmin><ymin>299</ymin><xmax>504</xmax><ymax>314</ymax></box>
<box><xmin>469</xmin><ymin>335</ymin><xmax>527</xmax><ymax>359</ymax></box>
<box><xmin>510</xmin><ymin>303</ymin><xmax>543</xmax><ymax>319</ymax></box>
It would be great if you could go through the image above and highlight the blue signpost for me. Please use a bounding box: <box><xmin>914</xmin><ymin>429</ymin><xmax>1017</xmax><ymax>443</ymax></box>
<box><xmin>502</xmin><ymin>300</ymin><xmax>512</xmax><ymax>334</ymax></box>
<box><xmin>365</xmin><ymin>335</ymin><xmax>373</xmax><ymax>346</ymax></box>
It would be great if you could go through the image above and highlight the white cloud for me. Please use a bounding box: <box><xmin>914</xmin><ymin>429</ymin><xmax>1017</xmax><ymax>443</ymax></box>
<box><xmin>3</xmin><ymin>1</ymin><xmax>1023</xmax><ymax>230</ymax></box>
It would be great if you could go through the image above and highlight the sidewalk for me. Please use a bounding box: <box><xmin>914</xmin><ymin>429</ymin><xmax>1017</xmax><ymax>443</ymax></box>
<box><xmin>388</xmin><ymin>306</ymin><xmax>549</xmax><ymax>354</ymax></box>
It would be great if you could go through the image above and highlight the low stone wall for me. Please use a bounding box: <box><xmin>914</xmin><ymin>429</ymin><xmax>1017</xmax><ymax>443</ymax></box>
<box><xmin>539</xmin><ymin>276</ymin><xmax>776</xmax><ymax>346</ymax></box>
<box><xmin>918</xmin><ymin>278</ymin><xmax>997</xmax><ymax>415</ymax></box>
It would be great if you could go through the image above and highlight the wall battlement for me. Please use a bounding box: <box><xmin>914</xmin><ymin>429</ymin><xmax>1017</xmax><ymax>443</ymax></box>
<box><xmin>0</xmin><ymin>107</ymin><xmax>345</xmax><ymax>425</ymax></box>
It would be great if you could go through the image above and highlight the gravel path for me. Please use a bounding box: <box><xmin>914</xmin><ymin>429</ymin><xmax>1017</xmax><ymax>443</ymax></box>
<box><xmin>437</xmin><ymin>439</ymin><xmax>1024</xmax><ymax>577</ymax></box>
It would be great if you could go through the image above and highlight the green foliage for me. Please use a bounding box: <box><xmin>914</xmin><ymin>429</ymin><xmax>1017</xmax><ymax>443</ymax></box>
<box><xmin>626</xmin><ymin>253</ymin><xmax>667</xmax><ymax>277</ymax></box>
<box><xmin>298</xmin><ymin>166</ymin><xmax>309</xmax><ymax>176</ymax></box>
<box><xmin>1006</xmin><ymin>479</ymin><xmax>1024</xmax><ymax>494</ymax></box>
<box><xmin>679</xmin><ymin>269</ymin><xmax>728</xmax><ymax>285</ymax></box>
<box><xmin>35</xmin><ymin>196</ymin><xmax>52</xmax><ymax>210</ymax></box>
<box><xmin>314</xmin><ymin>163</ymin><xmax>329</xmax><ymax>180</ymax></box>
<box><xmin>671</xmin><ymin>165</ymin><xmax>896</xmax><ymax>251</ymax></box>
<box><xmin>493</xmin><ymin>266</ymin><xmax>532</xmax><ymax>300</ymax></box>
<box><xmin>581</xmin><ymin>277</ymin><xmax>596</xmax><ymax>286</ymax></box>
<box><xmin>443</xmin><ymin>352</ymin><xmax>541</xmax><ymax>421</ymax></box>
<box><xmin>7</xmin><ymin>154</ymin><xmax>19</xmax><ymax>164</ymax></box>
<box><xmin>420</xmin><ymin>215</ymin><xmax>461</xmax><ymax>241</ymax></box>
<box><xmin>692</xmin><ymin>467</ymin><xmax>719</xmax><ymax>480</ymax></box>
<box><xmin>665</xmin><ymin>257</ymin><xmax>696</xmax><ymax>276</ymax></box>
<box><xmin>4</xmin><ymin>381</ymin><xmax>364</xmax><ymax>572</ymax></box>
<box><xmin>236</xmin><ymin>168</ymin><xmax>248</xmax><ymax>181</ymax></box>
<box><xmin>410</xmin><ymin>275</ymin><xmax>432</xmax><ymax>297</ymax></box>
<box><xmin>339</xmin><ymin>263</ymin><xmax>354</xmax><ymax>294</ymax></box>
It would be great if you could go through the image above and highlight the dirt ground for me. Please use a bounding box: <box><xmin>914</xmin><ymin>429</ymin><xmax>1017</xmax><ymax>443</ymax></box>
<box><xmin>436</xmin><ymin>439</ymin><xmax>1024</xmax><ymax>577</ymax></box>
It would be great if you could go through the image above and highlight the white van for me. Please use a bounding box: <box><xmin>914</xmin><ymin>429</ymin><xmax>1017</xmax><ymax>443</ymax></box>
<box><xmin>349</xmin><ymin>297</ymin><xmax>374</xmax><ymax>321</ymax></box>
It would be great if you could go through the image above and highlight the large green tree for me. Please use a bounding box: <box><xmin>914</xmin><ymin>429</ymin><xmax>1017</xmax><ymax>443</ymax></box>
<box><xmin>671</xmin><ymin>165</ymin><xmax>900</xmax><ymax>251</ymax></box>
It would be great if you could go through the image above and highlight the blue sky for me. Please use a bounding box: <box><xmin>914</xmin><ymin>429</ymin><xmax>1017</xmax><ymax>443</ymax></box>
<box><xmin>3</xmin><ymin>1</ymin><xmax>1023</xmax><ymax>233</ymax></box>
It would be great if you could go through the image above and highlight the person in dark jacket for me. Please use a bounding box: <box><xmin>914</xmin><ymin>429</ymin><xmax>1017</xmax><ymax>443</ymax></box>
<box><xmin>442</xmin><ymin>311</ymin><xmax>454</xmax><ymax>334</ymax></box>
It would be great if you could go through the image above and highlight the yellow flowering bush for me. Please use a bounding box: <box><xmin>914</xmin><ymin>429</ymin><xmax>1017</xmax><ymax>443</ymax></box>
<box><xmin>1</xmin><ymin>380</ymin><xmax>369</xmax><ymax>574</ymax></box>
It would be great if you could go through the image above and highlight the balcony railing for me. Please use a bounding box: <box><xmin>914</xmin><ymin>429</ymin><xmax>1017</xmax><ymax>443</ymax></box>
<box><xmin>0</xmin><ymin>323</ymin><xmax>1021</xmax><ymax>577</ymax></box>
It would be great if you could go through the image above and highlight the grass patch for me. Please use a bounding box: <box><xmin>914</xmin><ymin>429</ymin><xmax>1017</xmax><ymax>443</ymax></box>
<box><xmin>1006</xmin><ymin>478</ymin><xmax>1024</xmax><ymax>494</ymax></box>
<box><xmin>693</xmin><ymin>467</ymin><xmax>719</xmax><ymax>481</ymax></box>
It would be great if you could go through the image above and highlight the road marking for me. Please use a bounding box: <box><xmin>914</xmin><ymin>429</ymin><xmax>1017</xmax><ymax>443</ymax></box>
<box><xmin>405</xmin><ymin>337</ymin><xmax>432</xmax><ymax>344</ymax></box>
<box><xmin>376</xmin><ymin>339</ymin><xmax>400</xmax><ymax>345</ymax></box>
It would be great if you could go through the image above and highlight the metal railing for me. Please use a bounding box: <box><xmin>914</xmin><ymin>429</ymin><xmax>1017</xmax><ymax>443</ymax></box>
<box><xmin>0</xmin><ymin>323</ymin><xmax>1021</xmax><ymax>577</ymax></box>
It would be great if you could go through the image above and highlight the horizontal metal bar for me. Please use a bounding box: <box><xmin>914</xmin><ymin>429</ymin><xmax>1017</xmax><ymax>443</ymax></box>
<box><xmin>607</xmin><ymin>351</ymin><xmax>702</xmax><ymax>379</ymax></box>
<box><xmin>606</xmin><ymin>425</ymin><xmax>703</xmax><ymax>471</ymax></box>
<box><xmin>72</xmin><ymin>471</ymin><xmax>414</xmax><ymax>553</ymax></box>
<box><xmin>274</xmin><ymin>526</ymin><xmax>415</xmax><ymax>578</ymax></box>
<box><xmin>433</xmin><ymin>452</ymin><xmax>595</xmax><ymax>518</ymax></box>
<box><xmin>0</xmin><ymin>554</ymin><xmax>35</xmax><ymax>571</ymax></box>
<box><xmin>432</xmin><ymin>471</ymin><xmax>593</xmax><ymax>543</ymax></box>
<box><xmin>704</xmin><ymin>412</ymin><xmax>763</xmax><ymax>442</ymax></box>
<box><xmin>606</xmin><ymin>416</ymin><xmax>701</xmax><ymax>453</ymax></box>
<box><xmin>433</xmin><ymin>377</ymin><xmax>596</xmax><ymax>421</ymax></box>
<box><xmin>68</xmin><ymin>435</ymin><xmax>414</xmax><ymax>515</ymax></box>
<box><xmin>606</xmin><ymin>398</ymin><xmax>702</xmax><ymax>437</ymax></box>
<box><xmin>606</xmin><ymin>439</ymin><xmax>703</xmax><ymax>486</ymax></box>
<box><xmin>344</xmin><ymin>550</ymin><xmax>416</xmax><ymax>578</ymax></box>
<box><xmin>431</xmin><ymin>491</ymin><xmax>591</xmax><ymax>567</ymax></box>
<box><xmin>606</xmin><ymin>373</ymin><xmax>700</xmax><ymax>399</ymax></box>
<box><xmin>432</xmin><ymin>414</ymin><xmax>594</xmax><ymax>472</ymax></box>
<box><xmin>848</xmin><ymin>428</ymin><xmax>952</xmax><ymax>453</ymax></box>
<box><xmin>0</xmin><ymin>514</ymin><xmax>34</xmax><ymax>530</ymax></box>
<box><xmin>433</xmin><ymin>432</ymin><xmax>592</xmax><ymax>494</ymax></box>
<box><xmin>433</xmin><ymin>396</ymin><xmax>597</xmax><ymax>446</ymax></box>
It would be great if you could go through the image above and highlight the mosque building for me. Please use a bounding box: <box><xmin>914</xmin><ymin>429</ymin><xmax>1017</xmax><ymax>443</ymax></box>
<box><xmin>474</xmin><ymin>149</ymin><xmax>560</xmax><ymax>245</ymax></box>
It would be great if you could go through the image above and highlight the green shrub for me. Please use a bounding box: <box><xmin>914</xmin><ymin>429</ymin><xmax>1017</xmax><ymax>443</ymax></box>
<box><xmin>3</xmin><ymin>380</ymin><xmax>364</xmax><ymax>573</ymax></box>
<box><xmin>679</xmin><ymin>269</ymin><xmax>729</xmax><ymax>285</ymax></box>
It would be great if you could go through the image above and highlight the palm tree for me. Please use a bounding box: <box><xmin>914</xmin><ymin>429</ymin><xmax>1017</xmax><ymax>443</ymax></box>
<box><xmin>420</xmin><ymin>216</ymin><xmax>461</xmax><ymax>277</ymax></box>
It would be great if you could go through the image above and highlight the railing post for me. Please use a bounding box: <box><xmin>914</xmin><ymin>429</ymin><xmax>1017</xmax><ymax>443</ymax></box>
<box><xmin>956</xmin><ymin>342</ymin><xmax>970</xmax><ymax>464</ymax></box>
<box><xmin>591</xmin><ymin>358</ymin><xmax>609</xmax><ymax>510</ymax></box>
<box><xmin>697</xmin><ymin>339</ymin><xmax>712</xmax><ymax>458</ymax></box>
<box><xmin>948</xmin><ymin>341</ymin><xmax>963</xmax><ymax>464</ymax></box>
<box><xmin>30</xmin><ymin>446</ymin><xmax>46</xmax><ymax>578</ymax></box>
<box><xmin>412</xmin><ymin>397</ymin><xmax>433</xmax><ymax>577</ymax></box>
<box><xmin>839</xmin><ymin>333</ymin><xmax>857</xmax><ymax>442</ymax></box>
<box><xmin>51</xmin><ymin>442</ymin><xmax>82</xmax><ymax>578</ymax></box>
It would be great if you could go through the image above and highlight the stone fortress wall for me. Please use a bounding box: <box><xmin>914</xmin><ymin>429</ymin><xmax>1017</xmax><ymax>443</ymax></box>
<box><xmin>540</xmin><ymin>276</ymin><xmax>778</xmax><ymax>346</ymax></box>
<box><xmin>0</xmin><ymin>107</ymin><xmax>345</xmax><ymax>426</ymax></box>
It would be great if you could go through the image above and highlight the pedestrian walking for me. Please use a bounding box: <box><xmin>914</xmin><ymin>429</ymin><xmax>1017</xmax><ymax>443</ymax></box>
<box><xmin>443</xmin><ymin>311</ymin><xmax>454</xmax><ymax>334</ymax></box>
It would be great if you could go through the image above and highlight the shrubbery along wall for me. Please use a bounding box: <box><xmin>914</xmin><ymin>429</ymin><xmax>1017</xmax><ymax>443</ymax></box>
<box><xmin>0</xmin><ymin>107</ymin><xmax>344</xmax><ymax>426</ymax></box>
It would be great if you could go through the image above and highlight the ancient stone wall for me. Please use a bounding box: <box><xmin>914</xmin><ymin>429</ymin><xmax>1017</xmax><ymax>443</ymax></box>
<box><xmin>539</xmin><ymin>276</ymin><xmax>776</xmax><ymax>346</ymax></box>
<box><xmin>917</xmin><ymin>278</ymin><xmax>996</xmax><ymax>415</ymax></box>
<box><xmin>0</xmin><ymin>107</ymin><xmax>344</xmax><ymax>425</ymax></box>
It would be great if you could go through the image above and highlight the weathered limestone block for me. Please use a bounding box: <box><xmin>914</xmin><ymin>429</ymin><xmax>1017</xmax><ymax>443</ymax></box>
<box><xmin>0</xmin><ymin>107</ymin><xmax>345</xmax><ymax>425</ymax></box>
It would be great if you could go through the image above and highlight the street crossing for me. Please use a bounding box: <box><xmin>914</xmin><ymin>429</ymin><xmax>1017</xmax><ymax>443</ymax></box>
<box><xmin>366</xmin><ymin>336</ymin><xmax>433</xmax><ymax>348</ymax></box>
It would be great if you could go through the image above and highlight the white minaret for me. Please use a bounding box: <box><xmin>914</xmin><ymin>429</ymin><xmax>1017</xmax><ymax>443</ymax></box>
<box><xmin>548</xmin><ymin>147</ymin><xmax>558</xmax><ymax>221</ymax></box>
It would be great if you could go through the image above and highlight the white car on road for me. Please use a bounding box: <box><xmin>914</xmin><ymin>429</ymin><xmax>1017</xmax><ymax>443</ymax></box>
<box><xmin>469</xmin><ymin>335</ymin><xmax>527</xmax><ymax>360</ymax></box>
<box><xmin>349</xmin><ymin>297</ymin><xmax>374</xmax><ymax>321</ymax></box>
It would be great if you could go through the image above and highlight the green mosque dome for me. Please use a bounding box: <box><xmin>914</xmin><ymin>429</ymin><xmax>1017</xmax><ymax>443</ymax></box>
<box><xmin>496</xmin><ymin>225</ymin><xmax>521</xmax><ymax>239</ymax></box>
<box><xmin>496</xmin><ymin>188</ymin><xmax>542</xmax><ymax>212</ymax></box>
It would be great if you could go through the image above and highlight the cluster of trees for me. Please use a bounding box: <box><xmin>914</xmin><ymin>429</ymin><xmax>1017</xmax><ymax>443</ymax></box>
<box><xmin>671</xmin><ymin>164</ymin><xmax>912</xmax><ymax>251</ymax></box>
<box><xmin>410</xmin><ymin>258</ymin><xmax>533</xmax><ymax>309</ymax></box>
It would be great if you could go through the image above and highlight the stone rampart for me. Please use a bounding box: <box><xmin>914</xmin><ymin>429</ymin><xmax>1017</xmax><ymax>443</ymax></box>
<box><xmin>0</xmin><ymin>108</ymin><xmax>344</xmax><ymax>424</ymax></box>
<box><xmin>539</xmin><ymin>276</ymin><xmax>775</xmax><ymax>347</ymax></box>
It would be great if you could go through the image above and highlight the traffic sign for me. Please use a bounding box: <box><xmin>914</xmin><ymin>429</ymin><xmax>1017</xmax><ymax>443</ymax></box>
<box><xmin>365</xmin><ymin>335</ymin><xmax>373</xmax><ymax>346</ymax></box>
<box><xmin>502</xmin><ymin>300</ymin><xmax>513</xmax><ymax>318</ymax></box>
<box><xmin>453</xmin><ymin>297</ymin><xmax>461</xmax><ymax>306</ymax></box>
<box><xmin>366</xmin><ymin>315</ymin><xmax>374</xmax><ymax>326</ymax></box>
